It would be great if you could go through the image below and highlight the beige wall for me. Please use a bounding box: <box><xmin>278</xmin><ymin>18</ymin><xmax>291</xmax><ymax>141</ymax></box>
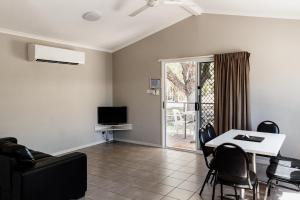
<box><xmin>113</xmin><ymin>14</ymin><xmax>300</xmax><ymax>158</ymax></box>
<box><xmin>0</xmin><ymin>33</ymin><xmax>113</xmax><ymax>154</ymax></box>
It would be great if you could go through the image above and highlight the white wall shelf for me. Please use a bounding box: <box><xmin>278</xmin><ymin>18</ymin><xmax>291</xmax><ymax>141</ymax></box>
<box><xmin>95</xmin><ymin>124</ymin><xmax>133</xmax><ymax>132</ymax></box>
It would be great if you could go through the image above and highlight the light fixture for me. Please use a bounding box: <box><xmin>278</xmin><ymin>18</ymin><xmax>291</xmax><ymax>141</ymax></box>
<box><xmin>82</xmin><ymin>11</ymin><xmax>101</xmax><ymax>22</ymax></box>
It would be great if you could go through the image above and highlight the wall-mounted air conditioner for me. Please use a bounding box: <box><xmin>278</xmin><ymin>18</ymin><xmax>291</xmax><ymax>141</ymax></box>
<box><xmin>28</xmin><ymin>44</ymin><xmax>85</xmax><ymax>65</ymax></box>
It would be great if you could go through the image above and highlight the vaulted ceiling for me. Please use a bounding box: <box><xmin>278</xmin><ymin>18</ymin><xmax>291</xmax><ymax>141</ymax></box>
<box><xmin>0</xmin><ymin>0</ymin><xmax>300</xmax><ymax>52</ymax></box>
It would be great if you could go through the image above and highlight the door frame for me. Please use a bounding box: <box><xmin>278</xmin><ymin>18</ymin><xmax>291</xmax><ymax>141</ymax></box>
<box><xmin>160</xmin><ymin>55</ymin><xmax>214</xmax><ymax>151</ymax></box>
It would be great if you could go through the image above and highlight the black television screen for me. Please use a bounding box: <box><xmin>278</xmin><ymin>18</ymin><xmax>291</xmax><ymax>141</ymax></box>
<box><xmin>97</xmin><ymin>107</ymin><xmax>127</xmax><ymax>125</ymax></box>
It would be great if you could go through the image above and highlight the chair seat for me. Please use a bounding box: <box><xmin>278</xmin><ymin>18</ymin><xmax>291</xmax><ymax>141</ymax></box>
<box><xmin>218</xmin><ymin>171</ymin><xmax>257</xmax><ymax>188</ymax></box>
<box><xmin>271</xmin><ymin>156</ymin><xmax>300</xmax><ymax>169</ymax></box>
<box><xmin>267</xmin><ymin>163</ymin><xmax>300</xmax><ymax>184</ymax></box>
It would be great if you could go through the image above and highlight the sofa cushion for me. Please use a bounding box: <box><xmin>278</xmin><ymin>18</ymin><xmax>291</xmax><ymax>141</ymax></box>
<box><xmin>0</xmin><ymin>137</ymin><xmax>17</xmax><ymax>144</ymax></box>
<box><xmin>29</xmin><ymin>149</ymin><xmax>52</xmax><ymax>160</ymax></box>
<box><xmin>0</xmin><ymin>142</ymin><xmax>36</xmax><ymax>166</ymax></box>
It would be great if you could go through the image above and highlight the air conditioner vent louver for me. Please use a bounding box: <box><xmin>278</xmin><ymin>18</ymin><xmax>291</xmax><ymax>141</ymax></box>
<box><xmin>36</xmin><ymin>59</ymin><xmax>79</xmax><ymax>65</ymax></box>
<box><xmin>28</xmin><ymin>44</ymin><xmax>85</xmax><ymax>65</ymax></box>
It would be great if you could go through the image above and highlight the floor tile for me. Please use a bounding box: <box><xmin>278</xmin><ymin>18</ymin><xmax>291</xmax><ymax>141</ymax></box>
<box><xmin>167</xmin><ymin>188</ymin><xmax>194</xmax><ymax>200</ymax></box>
<box><xmin>147</xmin><ymin>183</ymin><xmax>175</xmax><ymax>195</ymax></box>
<box><xmin>87</xmin><ymin>188</ymin><xmax>130</xmax><ymax>200</ymax></box>
<box><xmin>118</xmin><ymin>186</ymin><xmax>163</xmax><ymax>200</ymax></box>
<box><xmin>160</xmin><ymin>177</ymin><xmax>184</xmax><ymax>187</ymax></box>
<box><xmin>186</xmin><ymin>175</ymin><xmax>205</xmax><ymax>184</ymax></box>
<box><xmin>169</xmin><ymin>171</ymin><xmax>192</xmax><ymax>180</ymax></box>
<box><xmin>161</xmin><ymin>196</ymin><xmax>178</xmax><ymax>200</ymax></box>
<box><xmin>177</xmin><ymin>181</ymin><xmax>201</xmax><ymax>192</ymax></box>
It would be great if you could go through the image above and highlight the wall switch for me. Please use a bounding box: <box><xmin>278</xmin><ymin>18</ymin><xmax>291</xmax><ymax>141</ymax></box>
<box><xmin>146</xmin><ymin>89</ymin><xmax>153</xmax><ymax>94</ymax></box>
<box><xmin>146</xmin><ymin>89</ymin><xmax>155</xmax><ymax>94</ymax></box>
<box><xmin>147</xmin><ymin>89</ymin><xmax>160</xmax><ymax>95</ymax></box>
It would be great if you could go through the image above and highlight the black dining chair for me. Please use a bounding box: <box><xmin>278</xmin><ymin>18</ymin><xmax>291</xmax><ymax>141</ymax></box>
<box><xmin>213</xmin><ymin>143</ymin><xmax>258</xmax><ymax>200</ymax></box>
<box><xmin>256</xmin><ymin>120</ymin><xmax>300</xmax><ymax>196</ymax></box>
<box><xmin>199</xmin><ymin>127</ymin><xmax>216</xmax><ymax>196</ymax></box>
<box><xmin>257</xmin><ymin>120</ymin><xmax>300</xmax><ymax>169</ymax></box>
<box><xmin>257</xmin><ymin>120</ymin><xmax>280</xmax><ymax>134</ymax></box>
<box><xmin>265</xmin><ymin>161</ymin><xmax>300</xmax><ymax>198</ymax></box>
<box><xmin>206</xmin><ymin>123</ymin><xmax>217</xmax><ymax>138</ymax></box>
<box><xmin>257</xmin><ymin>120</ymin><xmax>281</xmax><ymax>158</ymax></box>
<box><xmin>257</xmin><ymin>120</ymin><xmax>300</xmax><ymax>168</ymax></box>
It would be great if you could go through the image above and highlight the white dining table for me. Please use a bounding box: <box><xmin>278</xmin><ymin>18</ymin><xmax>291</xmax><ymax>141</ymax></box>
<box><xmin>205</xmin><ymin>129</ymin><xmax>286</xmax><ymax>199</ymax></box>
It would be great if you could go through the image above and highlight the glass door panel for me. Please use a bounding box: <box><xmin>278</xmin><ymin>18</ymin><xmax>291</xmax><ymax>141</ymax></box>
<box><xmin>164</xmin><ymin>61</ymin><xmax>198</xmax><ymax>151</ymax></box>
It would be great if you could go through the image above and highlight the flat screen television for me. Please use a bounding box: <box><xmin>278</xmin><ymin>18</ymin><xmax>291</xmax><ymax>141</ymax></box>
<box><xmin>97</xmin><ymin>107</ymin><xmax>127</xmax><ymax>125</ymax></box>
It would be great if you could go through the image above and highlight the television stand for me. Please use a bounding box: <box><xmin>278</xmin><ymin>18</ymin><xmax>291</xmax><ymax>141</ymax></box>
<box><xmin>95</xmin><ymin>124</ymin><xmax>132</xmax><ymax>143</ymax></box>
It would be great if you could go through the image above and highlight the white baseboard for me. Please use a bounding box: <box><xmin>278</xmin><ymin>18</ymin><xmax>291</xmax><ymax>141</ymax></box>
<box><xmin>52</xmin><ymin>140</ymin><xmax>106</xmax><ymax>156</ymax></box>
<box><xmin>115</xmin><ymin>138</ymin><xmax>162</xmax><ymax>148</ymax></box>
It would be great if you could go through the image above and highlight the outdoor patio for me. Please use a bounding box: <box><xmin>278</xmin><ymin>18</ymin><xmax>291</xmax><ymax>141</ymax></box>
<box><xmin>167</xmin><ymin>133</ymin><xmax>196</xmax><ymax>150</ymax></box>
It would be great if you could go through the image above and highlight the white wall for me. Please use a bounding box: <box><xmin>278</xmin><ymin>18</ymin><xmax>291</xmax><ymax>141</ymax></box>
<box><xmin>0</xmin><ymin>32</ymin><xmax>113</xmax><ymax>154</ymax></box>
<box><xmin>113</xmin><ymin>14</ymin><xmax>300</xmax><ymax>159</ymax></box>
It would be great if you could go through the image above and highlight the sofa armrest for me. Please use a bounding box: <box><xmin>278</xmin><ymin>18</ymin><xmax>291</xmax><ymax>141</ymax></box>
<box><xmin>26</xmin><ymin>152</ymin><xmax>86</xmax><ymax>171</ymax></box>
<box><xmin>0</xmin><ymin>137</ymin><xmax>17</xmax><ymax>144</ymax></box>
<box><xmin>0</xmin><ymin>155</ymin><xmax>17</xmax><ymax>200</ymax></box>
<box><xmin>13</xmin><ymin>152</ymin><xmax>87</xmax><ymax>200</ymax></box>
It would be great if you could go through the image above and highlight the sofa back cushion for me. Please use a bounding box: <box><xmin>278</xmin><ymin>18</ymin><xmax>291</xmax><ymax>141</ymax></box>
<box><xmin>0</xmin><ymin>142</ymin><xmax>36</xmax><ymax>166</ymax></box>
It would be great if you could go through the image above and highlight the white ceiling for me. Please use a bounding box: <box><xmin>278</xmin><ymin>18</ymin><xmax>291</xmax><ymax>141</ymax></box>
<box><xmin>0</xmin><ymin>0</ymin><xmax>300</xmax><ymax>52</ymax></box>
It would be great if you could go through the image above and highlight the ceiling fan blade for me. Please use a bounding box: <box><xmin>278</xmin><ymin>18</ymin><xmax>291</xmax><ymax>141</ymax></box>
<box><xmin>164</xmin><ymin>0</ymin><xmax>185</xmax><ymax>5</ymax></box>
<box><xmin>129</xmin><ymin>5</ymin><xmax>150</xmax><ymax>17</ymax></box>
<box><xmin>181</xmin><ymin>4</ymin><xmax>202</xmax><ymax>16</ymax></box>
<box><xmin>164</xmin><ymin>0</ymin><xmax>202</xmax><ymax>15</ymax></box>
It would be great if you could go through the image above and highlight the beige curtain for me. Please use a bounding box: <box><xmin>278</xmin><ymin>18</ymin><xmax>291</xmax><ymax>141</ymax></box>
<box><xmin>214</xmin><ymin>52</ymin><xmax>251</xmax><ymax>135</ymax></box>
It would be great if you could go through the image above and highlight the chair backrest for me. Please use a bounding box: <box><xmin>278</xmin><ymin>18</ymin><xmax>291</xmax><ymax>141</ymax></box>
<box><xmin>214</xmin><ymin>143</ymin><xmax>252</xmax><ymax>186</ymax></box>
<box><xmin>172</xmin><ymin>109</ymin><xmax>184</xmax><ymax>123</ymax></box>
<box><xmin>257</xmin><ymin>120</ymin><xmax>280</xmax><ymax>134</ymax></box>
<box><xmin>199</xmin><ymin>128</ymin><xmax>214</xmax><ymax>168</ymax></box>
<box><xmin>206</xmin><ymin>123</ymin><xmax>217</xmax><ymax>138</ymax></box>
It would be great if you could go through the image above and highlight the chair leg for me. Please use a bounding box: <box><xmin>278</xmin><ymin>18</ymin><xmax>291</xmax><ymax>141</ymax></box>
<box><xmin>264</xmin><ymin>179</ymin><xmax>272</xmax><ymax>200</ymax></box>
<box><xmin>212</xmin><ymin>178</ymin><xmax>217</xmax><ymax>200</ymax></box>
<box><xmin>199</xmin><ymin>170</ymin><xmax>212</xmax><ymax>196</ymax></box>
<box><xmin>253</xmin><ymin>183</ymin><xmax>256</xmax><ymax>200</ymax></box>
<box><xmin>234</xmin><ymin>187</ymin><xmax>239</xmax><ymax>200</ymax></box>
<box><xmin>210</xmin><ymin>173</ymin><xmax>215</xmax><ymax>184</ymax></box>
<box><xmin>256</xmin><ymin>181</ymin><xmax>260</xmax><ymax>200</ymax></box>
<box><xmin>220</xmin><ymin>184</ymin><xmax>224</xmax><ymax>200</ymax></box>
<box><xmin>268</xmin><ymin>182</ymin><xmax>272</xmax><ymax>197</ymax></box>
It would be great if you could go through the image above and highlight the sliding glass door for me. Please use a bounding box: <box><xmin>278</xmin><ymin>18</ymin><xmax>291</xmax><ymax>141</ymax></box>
<box><xmin>164</xmin><ymin>61</ymin><xmax>198</xmax><ymax>151</ymax></box>
<box><xmin>162</xmin><ymin>57</ymin><xmax>214</xmax><ymax>151</ymax></box>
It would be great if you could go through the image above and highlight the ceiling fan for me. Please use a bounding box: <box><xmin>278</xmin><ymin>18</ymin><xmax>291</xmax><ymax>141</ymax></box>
<box><xmin>129</xmin><ymin>0</ymin><xmax>202</xmax><ymax>17</ymax></box>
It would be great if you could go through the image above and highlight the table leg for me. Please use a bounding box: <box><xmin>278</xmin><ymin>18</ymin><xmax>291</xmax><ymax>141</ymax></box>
<box><xmin>252</xmin><ymin>153</ymin><xmax>260</xmax><ymax>199</ymax></box>
<box><xmin>252</xmin><ymin>153</ymin><xmax>257</xmax><ymax>173</ymax></box>
<box><xmin>241</xmin><ymin>189</ymin><xmax>245</xmax><ymax>199</ymax></box>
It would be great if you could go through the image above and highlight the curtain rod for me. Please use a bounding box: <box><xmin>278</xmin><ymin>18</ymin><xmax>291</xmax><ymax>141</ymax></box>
<box><xmin>158</xmin><ymin>55</ymin><xmax>214</xmax><ymax>63</ymax></box>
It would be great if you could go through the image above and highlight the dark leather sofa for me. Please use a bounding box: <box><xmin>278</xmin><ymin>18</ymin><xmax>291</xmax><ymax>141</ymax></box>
<box><xmin>0</xmin><ymin>137</ymin><xmax>87</xmax><ymax>200</ymax></box>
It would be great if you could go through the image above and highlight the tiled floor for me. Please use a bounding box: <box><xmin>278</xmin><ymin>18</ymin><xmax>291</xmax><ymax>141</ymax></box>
<box><xmin>78</xmin><ymin>142</ymin><xmax>300</xmax><ymax>200</ymax></box>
